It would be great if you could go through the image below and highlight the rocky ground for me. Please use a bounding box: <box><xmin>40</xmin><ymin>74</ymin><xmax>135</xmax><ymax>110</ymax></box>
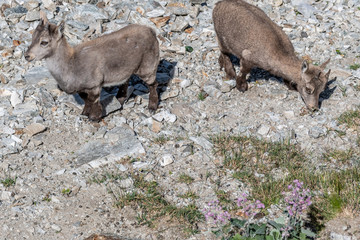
<box><xmin>0</xmin><ymin>0</ymin><xmax>360</xmax><ymax>239</ymax></box>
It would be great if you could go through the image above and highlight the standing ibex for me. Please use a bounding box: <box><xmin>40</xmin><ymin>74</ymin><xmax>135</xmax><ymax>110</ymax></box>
<box><xmin>25</xmin><ymin>12</ymin><xmax>160</xmax><ymax>121</ymax></box>
<box><xmin>213</xmin><ymin>0</ymin><xmax>331</xmax><ymax>111</ymax></box>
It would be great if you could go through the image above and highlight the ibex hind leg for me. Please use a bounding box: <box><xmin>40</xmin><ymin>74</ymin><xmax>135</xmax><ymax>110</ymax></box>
<box><xmin>144</xmin><ymin>75</ymin><xmax>158</xmax><ymax>114</ymax></box>
<box><xmin>219</xmin><ymin>52</ymin><xmax>236</xmax><ymax>80</ymax></box>
<box><xmin>236</xmin><ymin>60</ymin><xmax>251</xmax><ymax>92</ymax></box>
<box><xmin>116</xmin><ymin>82</ymin><xmax>128</xmax><ymax>107</ymax></box>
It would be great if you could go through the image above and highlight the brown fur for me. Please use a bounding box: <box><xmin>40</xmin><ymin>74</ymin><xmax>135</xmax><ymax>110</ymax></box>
<box><xmin>213</xmin><ymin>0</ymin><xmax>331</xmax><ymax>110</ymax></box>
<box><xmin>25</xmin><ymin>11</ymin><xmax>160</xmax><ymax>121</ymax></box>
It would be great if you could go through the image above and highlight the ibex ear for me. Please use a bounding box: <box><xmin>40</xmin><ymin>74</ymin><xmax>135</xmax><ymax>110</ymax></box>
<box><xmin>39</xmin><ymin>11</ymin><xmax>50</xmax><ymax>30</ymax></box>
<box><xmin>301</xmin><ymin>60</ymin><xmax>309</xmax><ymax>73</ymax></box>
<box><xmin>320</xmin><ymin>58</ymin><xmax>330</xmax><ymax>70</ymax></box>
<box><xmin>325</xmin><ymin>69</ymin><xmax>331</xmax><ymax>80</ymax></box>
<box><xmin>55</xmin><ymin>21</ymin><xmax>65</xmax><ymax>40</ymax></box>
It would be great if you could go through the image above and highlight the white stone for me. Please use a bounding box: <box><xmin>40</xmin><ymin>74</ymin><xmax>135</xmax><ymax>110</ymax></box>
<box><xmin>0</xmin><ymin>107</ymin><xmax>6</xmax><ymax>117</ymax></box>
<box><xmin>146</xmin><ymin>8</ymin><xmax>165</xmax><ymax>18</ymax></box>
<box><xmin>284</xmin><ymin>111</ymin><xmax>295</xmax><ymax>119</ymax></box>
<box><xmin>55</xmin><ymin>169</ymin><xmax>66</xmax><ymax>175</ymax></box>
<box><xmin>1</xmin><ymin>191</ymin><xmax>13</xmax><ymax>201</ymax></box>
<box><xmin>180</xmin><ymin>79</ymin><xmax>192</xmax><ymax>88</ymax></box>
<box><xmin>0</xmin><ymin>125</ymin><xmax>15</xmax><ymax>135</ymax></box>
<box><xmin>51</xmin><ymin>224</ymin><xmax>62</xmax><ymax>232</ymax></box>
<box><xmin>257</xmin><ymin>125</ymin><xmax>270</xmax><ymax>136</ymax></box>
<box><xmin>160</xmin><ymin>154</ymin><xmax>174</xmax><ymax>166</ymax></box>
<box><xmin>153</xmin><ymin>110</ymin><xmax>177</xmax><ymax>123</ymax></box>
<box><xmin>10</xmin><ymin>91</ymin><xmax>23</xmax><ymax>107</ymax></box>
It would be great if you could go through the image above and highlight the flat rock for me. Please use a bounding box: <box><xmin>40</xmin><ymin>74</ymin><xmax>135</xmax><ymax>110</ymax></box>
<box><xmin>23</xmin><ymin>66</ymin><xmax>54</xmax><ymax>86</ymax></box>
<box><xmin>76</xmin><ymin>125</ymin><xmax>145</xmax><ymax>166</ymax></box>
<box><xmin>24</xmin><ymin>123</ymin><xmax>47</xmax><ymax>136</ymax></box>
<box><xmin>160</xmin><ymin>89</ymin><xmax>179</xmax><ymax>100</ymax></box>
<box><xmin>190</xmin><ymin>136</ymin><xmax>213</xmax><ymax>150</ymax></box>
<box><xmin>152</xmin><ymin>110</ymin><xmax>177</xmax><ymax>123</ymax></box>
<box><xmin>257</xmin><ymin>125</ymin><xmax>270</xmax><ymax>136</ymax></box>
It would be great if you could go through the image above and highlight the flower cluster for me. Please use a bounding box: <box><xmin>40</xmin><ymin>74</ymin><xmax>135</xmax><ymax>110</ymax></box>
<box><xmin>236</xmin><ymin>193</ymin><xmax>265</xmax><ymax>217</ymax></box>
<box><xmin>202</xmin><ymin>200</ymin><xmax>231</xmax><ymax>225</ymax></box>
<box><xmin>282</xmin><ymin>180</ymin><xmax>312</xmax><ymax>217</ymax></box>
<box><xmin>281</xmin><ymin>225</ymin><xmax>293</xmax><ymax>238</ymax></box>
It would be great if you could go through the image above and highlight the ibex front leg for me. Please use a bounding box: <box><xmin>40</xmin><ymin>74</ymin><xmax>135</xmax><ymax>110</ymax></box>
<box><xmin>145</xmin><ymin>78</ymin><xmax>158</xmax><ymax>113</ymax></box>
<box><xmin>85</xmin><ymin>88</ymin><xmax>102</xmax><ymax>121</ymax></box>
<box><xmin>78</xmin><ymin>92</ymin><xmax>91</xmax><ymax>117</ymax></box>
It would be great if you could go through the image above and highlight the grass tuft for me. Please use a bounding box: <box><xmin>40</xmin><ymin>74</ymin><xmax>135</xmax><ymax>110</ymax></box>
<box><xmin>1</xmin><ymin>176</ymin><xmax>16</xmax><ymax>188</ymax></box>
<box><xmin>338</xmin><ymin>109</ymin><xmax>360</xmax><ymax>129</ymax></box>
<box><xmin>198</xmin><ymin>91</ymin><xmax>208</xmax><ymax>101</ymax></box>
<box><xmin>350</xmin><ymin>63</ymin><xmax>360</xmax><ymax>70</ymax></box>
<box><xmin>179</xmin><ymin>173</ymin><xmax>195</xmax><ymax>185</ymax></box>
<box><xmin>114</xmin><ymin>173</ymin><xmax>203</xmax><ymax>232</ymax></box>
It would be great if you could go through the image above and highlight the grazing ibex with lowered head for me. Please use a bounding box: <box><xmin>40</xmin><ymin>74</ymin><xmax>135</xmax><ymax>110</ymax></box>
<box><xmin>213</xmin><ymin>0</ymin><xmax>331</xmax><ymax>111</ymax></box>
<box><xmin>25</xmin><ymin>12</ymin><xmax>160</xmax><ymax>121</ymax></box>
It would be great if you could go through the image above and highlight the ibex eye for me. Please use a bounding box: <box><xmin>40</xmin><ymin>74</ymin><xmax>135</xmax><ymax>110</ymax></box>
<box><xmin>305</xmin><ymin>87</ymin><xmax>312</xmax><ymax>94</ymax></box>
<box><xmin>40</xmin><ymin>41</ymin><xmax>48</xmax><ymax>46</ymax></box>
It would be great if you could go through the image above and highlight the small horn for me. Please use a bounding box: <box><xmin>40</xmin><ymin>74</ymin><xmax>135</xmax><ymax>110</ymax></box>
<box><xmin>39</xmin><ymin>11</ymin><xmax>49</xmax><ymax>24</ymax></box>
<box><xmin>320</xmin><ymin>58</ymin><xmax>330</xmax><ymax>70</ymax></box>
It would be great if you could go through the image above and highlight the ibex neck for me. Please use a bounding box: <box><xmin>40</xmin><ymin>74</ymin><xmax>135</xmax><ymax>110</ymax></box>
<box><xmin>271</xmin><ymin>56</ymin><xmax>302</xmax><ymax>84</ymax></box>
<box><xmin>46</xmin><ymin>38</ymin><xmax>75</xmax><ymax>93</ymax></box>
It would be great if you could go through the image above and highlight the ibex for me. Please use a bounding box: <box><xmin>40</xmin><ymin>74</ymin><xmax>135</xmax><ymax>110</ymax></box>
<box><xmin>25</xmin><ymin>12</ymin><xmax>160</xmax><ymax>121</ymax></box>
<box><xmin>213</xmin><ymin>0</ymin><xmax>331</xmax><ymax>111</ymax></box>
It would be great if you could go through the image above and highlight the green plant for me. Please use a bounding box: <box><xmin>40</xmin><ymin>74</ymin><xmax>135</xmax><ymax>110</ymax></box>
<box><xmin>91</xmin><ymin>172</ymin><xmax>123</xmax><ymax>184</ymax></box>
<box><xmin>185</xmin><ymin>46</ymin><xmax>194</xmax><ymax>53</ymax></box>
<box><xmin>42</xmin><ymin>196</ymin><xmax>51</xmax><ymax>202</ymax></box>
<box><xmin>1</xmin><ymin>176</ymin><xmax>16</xmax><ymax>187</ymax></box>
<box><xmin>61</xmin><ymin>188</ymin><xmax>71</xmax><ymax>195</ymax></box>
<box><xmin>350</xmin><ymin>63</ymin><xmax>360</xmax><ymax>70</ymax></box>
<box><xmin>216</xmin><ymin>190</ymin><xmax>233</xmax><ymax>206</ymax></box>
<box><xmin>338</xmin><ymin>85</ymin><xmax>347</xmax><ymax>97</ymax></box>
<box><xmin>154</xmin><ymin>135</ymin><xmax>169</xmax><ymax>145</ymax></box>
<box><xmin>336</xmin><ymin>49</ymin><xmax>345</xmax><ymax>56</ymax></box>
<box><xmin>179</xmin><ymin>173</ymin><xmax>194</xmax><ymax>185</ymax></box>
<box><xmin>178</xmin><ymin>191</ymin><xmax>199</xmax><ymax>200</ymax></box>
<box><xmin>198</xmin><ymin>91</ymin><xmax>208</xmax><ymax>101</ymax></box>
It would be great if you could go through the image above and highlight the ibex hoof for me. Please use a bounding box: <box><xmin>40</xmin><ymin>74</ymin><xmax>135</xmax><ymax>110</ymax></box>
<box><xmin>236</xmin><ymin>83</ymin><xmax>248</xmax><ymax>92</ymax></box>
<box><xmin>88</xmin><ymin>115</ymin><xmax>102</xmax><ymax>122</ymax></box>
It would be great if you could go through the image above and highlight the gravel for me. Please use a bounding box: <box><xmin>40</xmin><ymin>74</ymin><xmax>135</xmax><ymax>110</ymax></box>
<box><xmin>0</xmin><ymin>0</ymin><xmax>360</xmax><ymax>239</ymax></box>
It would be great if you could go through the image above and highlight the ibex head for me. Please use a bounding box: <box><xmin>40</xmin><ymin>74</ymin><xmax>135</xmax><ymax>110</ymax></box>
<box><xmin>298</xmin><ymin>59</ymin><xmax>331</xmax><ymax>111</ymax></box>
<box><xmin>25</xmin><ymin>11</ymin><xmax>65</xmax><ymax>62</ymax></box>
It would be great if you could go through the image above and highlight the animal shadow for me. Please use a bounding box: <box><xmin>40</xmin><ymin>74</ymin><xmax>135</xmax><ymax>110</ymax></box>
<box><xmin>229</xmin><ymin>54</ymin><xmax>282</xmax><ymax>83</ymax></box>
<box><xmin>73</xmin><ymin>59</ymin><xmax>177</xmax><ymax>117</ymax></box>
<box><xmin>319</xmin><ymin>77</ymin><xmax>337</xmax><ymax>108</ymax></box>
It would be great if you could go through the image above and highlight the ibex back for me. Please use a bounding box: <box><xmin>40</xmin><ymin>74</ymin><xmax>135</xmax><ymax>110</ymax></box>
<box><xmin>25</xmin><ymin>12</ymin><xmax>160</xmax><ymax>121</ymax></box>
<box><xmin>213</xmin><ymin>0</ymin><xmax>331</xmax><ymax>111</ymax></box>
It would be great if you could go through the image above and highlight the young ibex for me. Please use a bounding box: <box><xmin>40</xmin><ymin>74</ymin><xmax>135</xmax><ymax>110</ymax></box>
<box><xmin>213</xmin><ymin>0</ymin><xmax>331</xmax><ymax>111</ymax></box>
<box><xmin>25</xmin><ymin>12</ymin><xmax>160</xmax><ymax>121</ymax></box>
